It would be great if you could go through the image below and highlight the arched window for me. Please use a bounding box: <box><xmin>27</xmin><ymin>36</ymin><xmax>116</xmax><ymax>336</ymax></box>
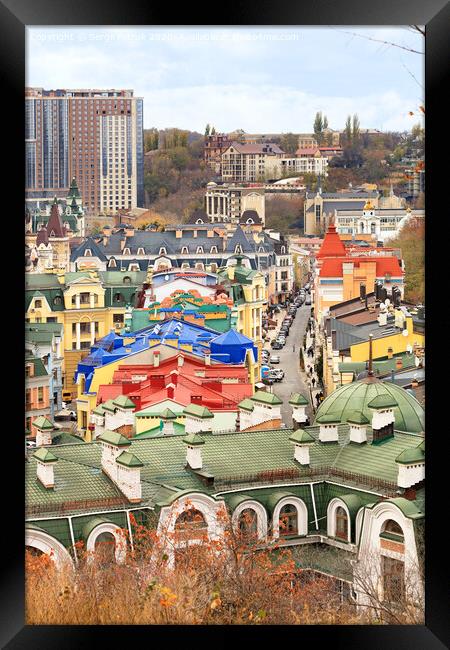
<box><xmin>123</xmin><ymin>248</ymin><xmax>131</xmax><ymax>255</ymax></box>
<box><xmin>108</xmin><ymin>258</ymin><xmax>117</xmax><ymax>268</ymax></box>
<box><xmin>181</xmin><ymin>247</ymin><xmax>188</xmax><ymax>254</ymax></box>
<box><xmin>381</xmin><ymin>519</ymin><xmax>404</xmax><ymax>544</ymax></box>
<box><xmin>53</xmin><ymin>296</ymin><xmax>63</xmax><ymax>306</ymax></box>
<box><xmin>335</xmin><ymin>506</ymin><xmax>348</xmax><ymax>540</ymax></box>
<box><xmin>175</xmin><ymin>508</ymin><xmax>207</xmax><ymax>541</ymax></box>
<box><xmin>279</xmin><ymin>504</ymin><xmax>298</xmax><ymax>536</ymax></box>
<box><xmin>114</xmin><ymin>292</ymin><xmax>125</xmax><ymax>303</ymax></box>
<box><xmin>370</xmin><ymin>223</ymin><xmax>376</xmax><ymax>234</ymax></box>
<box><xmin>159</xmin><ymin>247</ymin><xmax>167</xmax><ymax>255</ymax></box>
<box><xmin>84</xmin><ymin>249</ymin><xmax>92</xmax><ymax>256</ymax></box>
<box><xmin>238</xmin><ymin>508</ymin><xmax>258</xmax><ymax>537</ymax></box>
<box><xmin>25</xmin><ymin>545</ymin><xmax>45</xmax><ymax>558</ymax></box>
<box><xmin>196</xmin><ymin>246</ymin><xmax>204</xmax><ymax>254</ymax></box>
<box><xmin>359</xmin><ymin>222</ymin><xmax>365</xmax><ymax>233</ymax></box>
<box><xmin>123</xmin><ymin>276</ymin><xmax>131</xmax><ymax>285</ymax></box>
<box><xmin>137</xmin><ymin>248</ymin><xmax>145</xmax><ymax>255</ymax></box>
<box><xmin>94</xmin><ymin>531</ymin><xmax>116</xmax><ymax>565</ymax></box>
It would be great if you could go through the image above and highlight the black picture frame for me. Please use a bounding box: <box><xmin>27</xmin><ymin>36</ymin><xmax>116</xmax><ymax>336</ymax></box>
<box><xmin>3</xmin><ymin>0</ymin><xmax>448</xmax><ymax>646</ymax></box>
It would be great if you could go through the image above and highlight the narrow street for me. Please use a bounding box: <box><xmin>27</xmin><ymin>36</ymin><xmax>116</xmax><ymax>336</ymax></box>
<box><xmin>263</xmin><ymin>302</ymin><xmax>314</xmax><ymax>426</ymax></box>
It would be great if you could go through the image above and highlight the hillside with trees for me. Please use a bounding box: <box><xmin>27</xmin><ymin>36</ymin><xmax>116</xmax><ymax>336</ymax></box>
<box><xmin>385</xmin><ymin>216</ymin><xmax>424</xmax><ymax>303</ymax></box>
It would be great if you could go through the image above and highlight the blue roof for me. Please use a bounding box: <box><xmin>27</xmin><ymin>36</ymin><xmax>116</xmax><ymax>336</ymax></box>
<box><xmin>75</xmin><ymin>318</ymin><xmax>252</xmax><ymax>393</ymax></box>
<box><xmin>211</xmin><ymin>329</ymin><xmax>254</xmax><ymax>346</ymax></box>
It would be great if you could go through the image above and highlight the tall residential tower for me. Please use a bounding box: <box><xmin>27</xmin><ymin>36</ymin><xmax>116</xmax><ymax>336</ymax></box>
<box><xmin>25</xmin><ymin>88</ymin><xmax>144</xmax><ymax>214</ymax></box>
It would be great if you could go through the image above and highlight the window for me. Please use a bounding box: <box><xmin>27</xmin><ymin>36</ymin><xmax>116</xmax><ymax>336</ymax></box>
<box><xmin>123</xmin><ymin>276</ymin><xmax>131</xmax><ymax>285</ymax></box>
<box><xmin>108</xmin><ymin>258</ymin><xmax>117</xmax><ymax>268</ymax></box>
<box><xmin>175</xmin><ymin>508</ymin><xmax>207</xmax><ymax>542</ymax></box>
<box><xmin>25</xmin><ymin>364</ymin><xmax>32</xmax><ymax>378</ymax></box>
<box><xmin>137</xmin><ymin>248</ymin><xmax>145</xmax><ymax>255</ymax></box>
<box><xmin>238</xmin><ymin>508</ymin><xmax>258</xmax><ymax>537</ymax></box>
<box><xmin>38</xmin><ymin>386</ymin><xmax>44</xmax><ymax>403</ymax></box>
<box><xmin>94</xmin><ymin>532</ymin><xmax>116</xmax><ymax>565</ymax></box>
<box><xmin>46</xmin><ymin>317</ymin><xmax>57</xmax><ymax>323</ymax></box>
<box><xmin>381</xmin><ymin>520</ymin><xmax>404</xmax><ymax>544</ymax></box>
<box><xmin>35</xmin><ymin>300</ymin><xmax>42</xmax><ymax>308</ymax></box>
<box><xmin>335</xmin><ymin>506</ymin><xmax>348</xmax><ymax>540</ymax></box>
<box><xmin>84</xmin><ymin>249</ymin><xmax>92</xmax><ymax>256</ymax></box>
<box><xmin>382</xmin><ymin>556</ymin><xmax>405</xmax><ymax>603</ymax></box>
<box><xmin>181</xmin><ymin>246</ymin><xmax>188</xmax><ymax>254</ymax></box>
<box><xmin>196</xmin><ymin>246</ymin><xmax>204</xmax><ymax>254</ymax></box>
<box><xmin>279</xmin><ymin>504</ymin><xmax>298</xmax><ymax>536</ymax></box>
<box><xmin>53</xmin><ymin>296</ymin><xmax>63</xmax><ymax>306</ymax></box>
<box><xmin>159</xmin><ymin>248</ymin><xmax>166</xmax><ymax>255</ymax></box>
<box><xmin>114</xmin><ymin>292</ymin><xmax>125</xmax><ymax>303</ymax></box>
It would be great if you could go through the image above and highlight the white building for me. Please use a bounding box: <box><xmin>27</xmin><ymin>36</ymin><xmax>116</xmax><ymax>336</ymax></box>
<box><xmin>335</xmin><ymin>202</ymin><xmax>424</xmax><ymax>242</ymax></box>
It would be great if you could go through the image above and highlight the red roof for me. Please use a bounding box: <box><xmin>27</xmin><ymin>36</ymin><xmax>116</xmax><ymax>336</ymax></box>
<box><xmin>295</xmin><ymin>147</ymin><xmax>320</xmax><ymax>156</ymax></box>
<box><xmin>316</xmin><ymin>224</ymin><xmax>347</xmax><ymax>259</ymax></box>
<box><xmin>46</xmin><ymin>201</ymin><xmax>67</xmax><ymax>238</ymax></box>
<box><xmin>319</xmin><ymin>257</ymin><xmax>404</xmax><ymax>278</ymax></box>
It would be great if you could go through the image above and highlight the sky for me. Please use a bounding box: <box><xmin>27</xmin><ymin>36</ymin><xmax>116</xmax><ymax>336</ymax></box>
<box><xmin>26</xmin><ymin>26</ymin><xmax>424</xmax><ymax>133</ymax></box>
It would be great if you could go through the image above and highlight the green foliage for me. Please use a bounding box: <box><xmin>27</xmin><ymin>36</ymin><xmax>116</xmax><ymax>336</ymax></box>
<box><xmin>385</xmin><ymin>217</ymin><xmax>424</xmax><ymax>303</ymax></box>
<box><xmin>265</xmin><ymin>196</ymin><xmax>304</xmax><ymax>232</ymax></box>
<box><xmin>280</xmin><ymin>133</ymin><xmax>298</xmax><ymax>154</ymax></box>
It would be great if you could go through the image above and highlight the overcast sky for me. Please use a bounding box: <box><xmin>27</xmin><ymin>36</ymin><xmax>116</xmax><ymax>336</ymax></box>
<box><xmin>26</xmin><ymin>26</ymin><xmax>424</xmax><ymax>133</ymax></box>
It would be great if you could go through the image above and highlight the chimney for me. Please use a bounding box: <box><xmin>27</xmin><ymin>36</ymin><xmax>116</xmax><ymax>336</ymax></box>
<box><xmin>183</xmin><ymin>403</ymin><xmax>213</xmax><ymax>434</ymax></box>
<box><xmin>167</xmin><ymin>383</ymin><xmax>175</xmax><ymax>399</ymax></box>
<box><xmin>153</xmin><ymin>350</ymin><xmax>160</xmax><ymax>367</ymax></box>
<box><xmin>170</xmin><ymin>370</ymin><xmax>179</xmax><ymax>386</ymax></box>
<box><xmin>347</xmin><ymin>412</ymin><xmax>369</xmax><ymax>444</ymax></box>
<box><xmin>98</xmin><ymin>430</ymin><xmax>131</xmax><ymax>482</ymax></box>
<box><xmin>289</xmin><ymin>429</ymin><xmax>315</xmax><ymax>465</ymax></box>
<box><xmin>204</xmin><ymin>352</ymin><xmax>211</xmax><ymax>366</ymax></box>
<box><xmin>395</xmin><ymin>443</ymin><xmax>425</xmax><ymax>488</ymax></box>
<box><xmin>289</xmin><ymin>393</ymin><xmax>309</xmax><ymax>430</ymax></box>
<box><xmin>367</xmin><ymin>394</ymin><xmax>397</xmax><ymax>443</ymax></box>
<box><xmin>115</xmin><ymin>450</ymin><xmax>143</xmax><ymax>502</ymax></box>
<box><xmin>183</xmin><ymin>432</ymin><xmax>205</xmax><ymax>470</ymax></box>
<box><xmin>33</xmin><ymin>416</ymin><xmax>54</xmax><ymax>447</ymax></box>
<box><xmin>178</xmin><ymin>355</ymin><xmax>184</xmax><ymax>368</ymax></box>
<box><xmin>316</xmin><ymin>413</ymin><xmax>340</xmax><ymax>443</ymax></box>
<box><xmin>33</xmin><ymin>447</ymin><xmax>58</xmax><ymax>488</ymax></box>
<box><xmin>160</xmin><ymin>408</ymin><xmax>177</xmax><ymax>435</ymax></box>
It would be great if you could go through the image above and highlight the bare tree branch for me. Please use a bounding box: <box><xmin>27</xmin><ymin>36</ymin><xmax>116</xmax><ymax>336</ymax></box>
<box><xmin>336</xmin><ymin>30</ymin><xmax>424</xmax><ymax>55</ymax></box>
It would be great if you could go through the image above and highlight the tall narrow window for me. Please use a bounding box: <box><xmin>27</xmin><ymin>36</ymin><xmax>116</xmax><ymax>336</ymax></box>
<box><xmin>279</xmin><ymin>504</ymin><xmax>298</xmax><ymax>536</ymax></box>
<box><xmin>382</xmin><ymin>556</ymin><xmax>405</xmax><ymax>603</ymax></box>
<box><xmin>335</xmin><ymin>506</ymin><xmax>348</xmax><ymax>540</ymax></box>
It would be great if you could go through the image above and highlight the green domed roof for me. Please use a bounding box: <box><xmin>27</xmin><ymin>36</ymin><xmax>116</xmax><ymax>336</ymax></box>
<box><xmin>314</xmin><ymin>379</ymin><xmax>424</xmax><ymax>434</ymax></box>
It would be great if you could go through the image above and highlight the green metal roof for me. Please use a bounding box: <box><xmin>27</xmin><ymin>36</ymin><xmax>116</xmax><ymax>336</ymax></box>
<box><xmin>289</xmin><ymin>393</ymin><xmax>309</xmax><ymax>406</ymax></box>
<box><xmin>182</xmin><ymin>433</ymin><xmax>205</xmax><ymax>446</ymax></box>
<box><xmin>92</xmin><ymin>404</ymin><xmax>106</xmax><ymax>416</ymax></box>
<box><xmin>346</xmin><ymin>411</ymin><xmax>370</xmax><ymax>425</ymax></box>
<box><xmin>289</xmin><ymin>429</ymin><xmax>315</xmax><ymax>444</ymax></box>
<box><xmin>183</xmin><ymin>404</ymin><xmax>214</xmax><ymax>419</ymax></box>
<box><xmin>314</xmin><ymin>379</ymin><xmax>424</xmax><ymax>433</ymax></box>
<box><xmin>33</xmin><ymin>447</ymin><xmax>58</xmax><ymax>463</ymax></box>
<box><xmin>385</xmin><ymin>497</ymin><xmax>423</xmax><ymax>519</ymax></box>
<box><xmin>368</xmin><ymin>394</ymin><xmax>398</xmax><ymax>409</ymax></box>
<box><xmin>113</xmin><ymin>395</ymin><xmax>136</xmax><ymax>409</ymax></box>
<box><xmin>316</xmin><ymin>413</ymin><xmax>341</xmax><ymax>424</ymax></box>
<box><xmin>160</xmin><ymin>408</ymin><xmax>177</xmax><ymax>420</ymax></box>
<box><xmin>25</xmin><ymin>423</ymin><xmax>424</xmax><ymax>519</ymax></box>
<box><xmin>251</xmin><ymin>390</ymin><xmax>283</xmax><ymax>406</ymax></box>
<box><xmin>98</xmin><ymin>430</ymin><xmax>131</xmax><ymax>447</ymax></box>
<box><xmin>395</xmin><ymin>445</ymin><xmax>425</xmax><ymax>465</ymax></box>
<box><xmin>238</xmin><ymin>398</ymin><xmax>254</xmax><ymax>412</ymax></box>
<box><xmin>116</xmin><ymin>451</ymin><xmax>144</xmax><ymax>468</ymax></box>
<box><xmin>33</xmin><ymin>416</ymin><xmax>53</xmax><ymax>430</ymax></box>
<box><xmin>25</xmin><ymin>358</ymin><xmax>48</xmax><ymax>377</ymax></box>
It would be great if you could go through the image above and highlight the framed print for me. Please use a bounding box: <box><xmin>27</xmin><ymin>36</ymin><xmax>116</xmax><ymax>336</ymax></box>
<box><xmin>1</xmin><ymin>0</ymin><xmax>448</xmax><ymax>646</ymax></box>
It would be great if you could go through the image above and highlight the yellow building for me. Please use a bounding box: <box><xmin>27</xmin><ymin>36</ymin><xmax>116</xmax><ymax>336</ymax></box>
<box><xmin>322</xmin><ymin>315</ymin><xmax>425</xmax><ymax>394</ymax></box>
<box><xmin>25</xmin><ymin>270</ymin><xmax>147</xmax><ymax>398</ymax></box>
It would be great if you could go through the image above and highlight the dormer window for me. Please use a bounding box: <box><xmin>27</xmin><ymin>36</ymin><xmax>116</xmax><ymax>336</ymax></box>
<box><xmin>281</xmin><ymin>246</ymin><xmax>286</xmax><ymax>254</ymax></box>
<box><xmin>108</xmin><ymin>258</ymin><xmax>117</xmax><ymax>268</ymax></box>
<box><xmin>159</xmin><ymin>247</ymin><xmax>167</xmax><ymax>255</ymax></box>
<box><xmin>84</xmin><ymin>249</ymin><xmax>92</xmax><ymax>256</ymax></box>
<box><xmin>210</xmin><ymin>246</ymin><xmax>218</xmax><ymax>253</ymax></box>
<box><xmin>258</xmin><ymin>246</ymin><xmax>264</xmax><ymax>253</ymax></box>
<box><xmin>181</xmin><ymin>246</ymin><xmax>188</xmax><ymax>254</ymax></box>
<box><xmin>246</xmin><ymin>218</ymin><xmax>254</xmax><ymax>224</ymax></box>
<box><xmin>196</xmin><ymin>246</ymin><xmax>204</xmax><ymax>254</ymax></box>
<box><xmin>123</xmin><ymin>248</ymin><xmax>131</xmax><ymax>255</ymax></box>
<box><xmin>137</xmin><ymin>248</ymin><xmax>145</xmax><ymax>255</ymax></box>
<box><xmin>196</xmin><ymin>218</ymin><xmax>204</xmax><ymax>224</ymax></box>
<box><xmin>123</xmin><ymin>276</ymin><xmax>131</xmax><ymax>285</ymax></box>
<box><xmin>35</xmin><ymin>300</ymin><xmax>42</xmax><ymax>308</ymax></box>
<box><xmin>235</xmin><ymin>244</ymin><xmax>243</xmax><ymax>254</ymax></box>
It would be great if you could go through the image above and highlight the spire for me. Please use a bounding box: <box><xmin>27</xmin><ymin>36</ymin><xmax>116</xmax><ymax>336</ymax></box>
<box><xmin>46</xmin><ymin>198</ymin><xmax>66</xmax><ymax>238</ymax></box>
<box><xmin>368</xmin><ymin>334</ymin><xmax>374</xmax><ymax>376</ymax></box>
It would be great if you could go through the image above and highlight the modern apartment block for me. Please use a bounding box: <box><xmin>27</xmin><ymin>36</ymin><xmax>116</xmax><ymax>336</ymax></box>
<box><xmin>205</xmin><ymin>181</ymin><xmax>265</xmax><ymax>224</ymax></box>
<box><xmin>221</xmin><ymin>142</ymin><xmax>285</xmax><ymax>183</ymax></box>
<box><xmin>25</xmin><ymin>88</ymin><xmax>144</xmax><ymax>214</ymax></box>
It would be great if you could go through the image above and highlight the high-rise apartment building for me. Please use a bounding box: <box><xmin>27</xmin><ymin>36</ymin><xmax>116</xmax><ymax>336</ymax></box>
<box><xmin>25</xmin><ymin>88</ymin><xmax>144</xmax><ymax>214</ymax></box>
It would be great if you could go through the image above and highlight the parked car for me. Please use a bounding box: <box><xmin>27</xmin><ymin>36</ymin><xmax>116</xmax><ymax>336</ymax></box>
<box><xmin>305</xmin><ymin>297</ymin><xmax>312</xmax><ymax>305</ymax></box>
<box><xmin>268</xmin><ymin>369</ymin><xmax>284</xmax><ymax>381</ymax></box>
<box><xmin>271</xmin><ymin>341</ymin><xmax>283</xmax><ymax>350</ymax></box>
<box><xmin>276</xmin><ymin>337</ymin><xmax>286</xmax><ymax>345</ymax></box>
<box><xmin>270</xmin><ymin>355</ymin><xmax>281</xmax><ymax>364</ymax></box>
